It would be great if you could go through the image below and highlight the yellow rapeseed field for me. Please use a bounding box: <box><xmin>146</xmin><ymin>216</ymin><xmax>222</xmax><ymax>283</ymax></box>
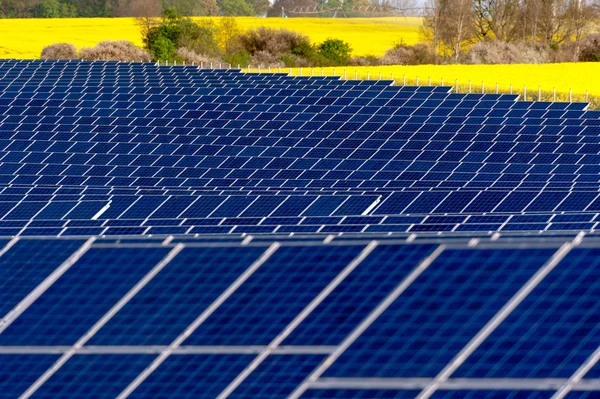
<box><xmin>0</xmin><ymin>17</ymin><xmax>422</xmax><ymax>59</ymax></box>
<box><xmin>1</xmin><ymin>17</ymin><xmax>598</xmax><ymax>101</ymax></box>
<box><xmin>279</xmin><ymin>63</ymin><xmax>600</xmax><ymax>102</ymax></box>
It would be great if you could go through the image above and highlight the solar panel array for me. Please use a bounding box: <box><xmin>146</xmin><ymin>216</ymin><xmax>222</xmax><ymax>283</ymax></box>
<box><xmin>0</xmin><ymin>59</ymin><xmax>599</xmax><ymax>237</ymax></box>
<box><xmin>1</xmin><ymin>59</ymin><xmax>600</xmax><ymax>398</ymax></box>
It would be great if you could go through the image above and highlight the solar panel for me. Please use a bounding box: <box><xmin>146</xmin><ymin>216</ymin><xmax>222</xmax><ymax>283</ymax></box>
<box><xmin>0</xmin><ymin>60</ymin><xmax>598</xmax><ymax>397</ymax></box>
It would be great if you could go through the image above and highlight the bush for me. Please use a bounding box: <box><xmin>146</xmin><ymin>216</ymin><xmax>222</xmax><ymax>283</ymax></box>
<box><xmin>41</xmin><ymin>43</ymin><xmax>78</xmax><ymax>60</ymax></box>
<box><xmin>316</xmin><ymin>38</ymin><xmax>352</xmax><ymax>66</ymax></box>
<box><xmin>382</xmin><ymin>43</ymin><xmax>434</xmax><ymax>65</ymax></box>
<box><xmin>223</xmin><ymin>49</ymin><xmax>252</xmax><ymax>68</ymax></box>
<box><xmin>240</xmin><ymin>27</ymin><xmax>309</xmax><ymax>57</ymax></box>
<box><xmin>79</xmin><ymin>40</ymin><xmax>152</xmax><ymax>62</ymax></box>
<box><xmin>578</xmin><ymin>34</ymin><xmax>600</xmax><ymax>62</ymax></box>
<box><xmin>464</xmin><ymin>40</ymin><xmax>549</xmax><ymax>64</ymax></box>
<box><xmin>349</xmin><ymin>54</ymin><xmax>381</xmax><ymax>66</ymax></box>
<box><xmin>176</xmin><ymin>47</ymin><xmax>222</xmax><ymax>66</ymax></box>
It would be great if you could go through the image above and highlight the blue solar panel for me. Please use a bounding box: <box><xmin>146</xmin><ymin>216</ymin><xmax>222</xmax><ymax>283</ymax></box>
<box><xmin>184</xmin><ymin>245</ymin><xmax>363</xmax><ymax>346</ymax></box>
<box><xmin>283</xmin><ymin>244</ymin><xmax>436</xmax><ymax>346</ymax></box>
<box><xmin>228</xmin><ymin>355</ymin><xmax>325</xmax><ymax>398</ymax></box>
<box><xmin>455</xmin><ymin>248</ymin><xmax>600</xmax><ymax>378</ymax></box>
<box><xmin>0</xmin><ymin>239</ymin><xmax>84</xmax><ymax>317</ymax></box>
<box><xmin>128</xmin><ymin>354</ymin><xmax>254</xmax><ymax>399</ymax></box>
<box><xmin>0</xmin><ymin>354</ymin><xmax>60</xmax><ymax>399</ymax></box>
<box><xmin>430</xmin><ymin>391</ymin><xmax>554</xmax><ymax>399</ymax></box>
<box><xmin>89</xmin><ymin>246</ymin><xmax>265</xmax><ymax>345</ymax></box>
<box><xmin>32</xmin><ymin>355</ymin><xmax>154</xmax><ymax>399</ymax></box>
<box><xmin>0</xmin><ymin>246</ymin><xmax>170</xmax><ymax>346</ymax></box>
<box><xmin>301</xmin><ymin>390</ymin><xmax>421</xmax><ymax>399</ymax></box>
<box><xmin>325</xmin><ymin>248</ymin><xmax>555</xmax><ymax>378</ymax></box>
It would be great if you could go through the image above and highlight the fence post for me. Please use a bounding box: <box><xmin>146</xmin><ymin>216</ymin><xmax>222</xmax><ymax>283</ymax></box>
<box><xmin>468</xmin><ymin>80</ymin><xmax>472</xmax><ymax>93</ymax></box>
<box><xmin>496</xmin><ymin>82</ymin><xmax>498</xmax><ymax>94</ymax></box>
<box><xmin>455</xmin><ymin>79</ymin><xmax>458</xmax><ymax>93</ymax></box>
<box><xmin>553</xmin><ymin>87</ymin><xmax>556</xmax><ymax>102</ymax></box>
<box><xmin>416</xmin><ymin>76</ymin><xmax>419</xmax><ymax>86</ymax></box>
<box><xmin>257</xmin><ymin>65</ymin><xmax>260</xmax><ymax>73</ymax></box>
<box><xmin>481</xmin><ymin>81</ymin><xmax>484</xmax><ymax>94</ymax></box>
<box><xmin>344</xmin><ymin>69</ymin><xmax>347</xmax><ymax>80</ymax></box>
<box><xmin>428</xmin><ymin>76</ymin><xmax>431</xmax><ymax>86</ymax></box>
<box><xmin>322</xmin><ymin>68</ymin><xmax>325</xmax><ymax>76</ymax></box>
<box><xmin>289</xmin><ymin>67</ymin><xmax>292</xmax><ymax>75</ymax></box>
<box><xmin>570</xmin><ymin>88</ymin><xmax>573</xmax><ymax>102</ymax></box>
<box><xmin>586</xmin><ymin>90</ymin><xmax>589</xmax><ymax>102</ymax></box>
<box><xmin>538</xmin><ymin>86</ymin><xmax>541</xmax><ymax>101</ymax></box>
<box><xmin>174</xmin><ymin>60</ymin><xmax>177</xmax><ymax>66</ymax></box>
<box><xmin>210</xmin><ymin>62</ymin><xmax>213</xmax><ymax>69</ymax></box>
<box><xmin>366</xmin><ymin>71</ymin><xmax>369</xmax><ymax>80</ymax></box>
<box><xmin>379</xmin><ymin>72</ymin><xmax>382</xmax><ymax>80</ymax></box>
<box><xmin>183</xmin><ymin>61</ymin><xmax>185</xmax><ymax>66</ymax></box>
<box><xmin>311</xmin><ymin>68</ymin><xmax>314</xmax><ymax>76</ymax></box>
<box><xmin>278</xmin><ymin>66</ymin><xmax>281</xmax><ymax>73</ymax></box>
<box><xmin>219</xmin><ymin>63</ymin><xmax>222</xmax><ymax>69</ymax></box>
<box><xmin>166</xmin><ymin>60</ymin><xmax>169</xmax><ymax>66</ymax></box>
<box><xmin>268</xmin><ymin>65</ymin><xmax>271</xmax><ymax>73</ymax></box>
<box><xmin>524</xmin><ymin>85</ymin><xmax>527</xmax><ymax>101</ymax></box>
<box><xmin>237</xmin><ymin>64</ymin><xmax>240</xmax><ymax>70</ymax></box>
<box><xmin>510</xmin><ymin>84</ymin><xmax>512</xmax><ymax>94</ymax></box>
<box><xmin>403</xmin><ymin>74</ymin><xmax>406</xmax><ymax>86</ymax></box>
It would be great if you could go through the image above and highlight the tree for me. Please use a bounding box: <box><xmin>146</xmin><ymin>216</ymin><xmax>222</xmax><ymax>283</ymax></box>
<box><xmin>115</xmin><ymin>0</ymin><xmax>162</xmax><ymax>16</ymax></box>
<box><xmin>35</xmin><ymin>0</ymin><xmax>77</xmax><ymax>17</ymax></box>
<box><xmin>421</xmin><ymin>0</ymin><xmax>475</xmax><ymax>60</ymax></box>
<box><xmin>161</xmin><ymin>0</ymin><xmax>218</xmax><ymax>15</ymax></box>
<box><xmin>216</xmin><ymin>16</ymin><xmax>242</xmax><ymax>52</ymax></box>
<box><xmin>218</xmin><ymin>0</ymin><xmax>255</xmax><ymax>15</ymax></box>
<box><xmin>247</xmin><ymin>0</ymin><xmax>269</xmax><ymax>15</ymax></box>
<box><xmin>316</xmin><ymin>38</ymin><xmax>352</xmax><ymax>65</ymax></box>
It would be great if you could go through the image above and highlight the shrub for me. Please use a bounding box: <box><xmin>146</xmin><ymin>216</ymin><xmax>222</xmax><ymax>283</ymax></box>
<box><xmin>382</xmin><ymin>43</ymin><xmax>434</xmax><ymax>65</ymax></box>
<box><xmin>223</xmin><ymin>49</ymin><xmax>252</xmax><ymax>68</ymax></box>
<box><xmin>79</xmin><ymin>40</ymin><xmax>152</xmax><ymax>62</ymax></box>
<box><xmin>349</xmin><ymin>54</ymin><xmax>381</xmax><ymax>66</ymax></box>
<box><xmin>464</xmin><ymin>40</ymin><xmax>549</xmax><ymax>64</ymax></box>
<box><xmin>578</xmin><ymin>34</ymin><xmax>600</xmax><ymax>62</ymax></box>
<box><xmin>176</xmin><ymin>47</ymin><xmax>222</xmax><ymax>66</ymax></box>
<box><xmin>41</xmin><ymin>43</ymin><xmax>78</xmax><ymax>60</ymax></box>
<box><xmin>316</xmin><ymin>38</ymin><xmax>352</xmax><ymax>66</ymax></box>
<box><xmin>240</xmin><ymin>27</ymin><xmax>309</xmax><ymax>57</ymax></box>
<box><xmin>149</xmin><ymin>36</ymin><xmax>177</xmax><ymax>61</ymax></box>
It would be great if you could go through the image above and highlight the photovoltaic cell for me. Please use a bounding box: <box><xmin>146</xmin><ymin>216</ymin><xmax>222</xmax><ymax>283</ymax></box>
<box><xmin>32</xmin><ymin>354</ymin><xmax>154</xmax><ymax>399</ymax></box>
<box><xmin>325</xmin><ymin>248</ymin><xmax>555</xmax><ymax>378</ymax></box>
<box><xmin>455</xmin><ymin>248</ymin><xmax>600</xmax><ymax>379</ymax></box>
<box><xmin>228</xmin><ymin>354</ymin><xmax>325</xmax><ymax>398</ymax></box>
<box><xmin>301</xmin><ymin>390</ymin><xmax>421</xmax><ymax>399</ymax></box>
<box><xmin>283</xmin><ymin>244</ymin><xmax>436</xmax><ymax>346</ymax></box>
<box><xmin>129</xmin><ymin>354</ymin><xmax>254</xmax><ymax>399</ymax></box>
<box><xmin>0</xmin><ymin>246</ymin><xmax>171</xmax><ymax>346</ymax></box>
<box><xmin>0</xmin><ymin>239</ymin><xmax>84</xmax><ymax>317</ymax></box>
<box><xmin>0</xmin><ymin>354</ymin><xmax>60</xmax><ymax>399</ymax></box>
<box><xmin>89</xmin><ymin>246</ymin><xmax>265</xmax><ymax>345</ymax></box>
<box><xmin>183</xmin><ymin>244</ymin><xmax>364</xmax><ymax>346</ymax></box>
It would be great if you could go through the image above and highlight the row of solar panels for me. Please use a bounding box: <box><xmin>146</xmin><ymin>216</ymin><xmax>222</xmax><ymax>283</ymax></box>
<box><xmin>0</xmin><ymin>237</ymin><xmax>598</xmax><ymax>398</ymax></box>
